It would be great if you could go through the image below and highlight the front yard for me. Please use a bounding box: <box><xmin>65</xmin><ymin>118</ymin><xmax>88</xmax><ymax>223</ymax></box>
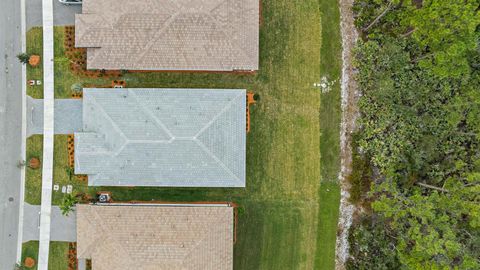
<box><xmin>23</xmin><ymin>0</ymin><xmax>342</xmax><ymax>269</ymax></box>
<box><xmin>21</xmin><ymin>241</ymin><xmax>70</xmax><ymax>270</ymax></box>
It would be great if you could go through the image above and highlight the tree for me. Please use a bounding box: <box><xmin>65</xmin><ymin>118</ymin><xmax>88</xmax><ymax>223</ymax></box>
<box><xmin>16</xmin><ymin>53</ymin><xmax>30</xmax><ymax>64</ymax></box>
<box><xmin>372</xmin><ymin>176</ymin><xmax>480</xmax><ymax>269</ymax></box>
<box><xmin>59</xmin><ymin>194</ymin><xmax>78</xmax><ymax>216</ymax></box>
<box><xmin>348</xmin><ymin>1</ymin><xmax>480</xmax><ymax>268</ymax></box>
<box><xmin>402</xmin><ymin>0</ymin><xmax>480</xmax><ymax>78</ymax></box>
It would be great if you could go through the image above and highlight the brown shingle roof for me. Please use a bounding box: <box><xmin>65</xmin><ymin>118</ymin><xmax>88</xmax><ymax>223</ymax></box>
<box><xmin>75</xmin><ymin>0</ymin><xmax>259</xmax><ymax>71</ymax></box>
<box><xmin>76</xmin><ymin>204</ymin><xmax>233</xmax><ymax>270</ymax></box>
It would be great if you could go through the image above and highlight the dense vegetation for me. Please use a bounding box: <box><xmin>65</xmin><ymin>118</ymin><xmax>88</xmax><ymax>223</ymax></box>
<box><xmin>347</xmin><ymin>1</ymin><xmax>480</xmax><ymax>269</ymax></box>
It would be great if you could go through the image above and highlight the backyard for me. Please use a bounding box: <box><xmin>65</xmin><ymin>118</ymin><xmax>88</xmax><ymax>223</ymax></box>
<box><xmin>23</xmin><ymin>0</ymin><xmax>342</xmax><ymax>269</ymax></box>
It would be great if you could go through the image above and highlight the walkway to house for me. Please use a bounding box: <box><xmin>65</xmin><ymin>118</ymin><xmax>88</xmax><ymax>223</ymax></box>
<box><xmin>38</xmin><ymin>0</ymin><xmax>54</xmax><ymax>269</ymax></box>
<box><xmin>22</xmin><ymin>203</ymin><xmax>76</xmax><ymax>243</ymax></box>
<box><xmin>27</xmin><ymin>97</ymin><xmax>83</xmax><ymax>136</ymax></box>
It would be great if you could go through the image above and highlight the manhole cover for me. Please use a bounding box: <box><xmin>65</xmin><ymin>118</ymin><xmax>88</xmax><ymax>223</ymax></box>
<box><xmin>8</xmin><ymin>197</ymin><xmax>14</xmax><ymax>202</ymax></box>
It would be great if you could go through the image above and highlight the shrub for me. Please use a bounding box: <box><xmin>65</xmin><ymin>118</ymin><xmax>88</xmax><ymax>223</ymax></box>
<box><xmin>346</xmin><ymin>215</ymin><xmax>400</xmax><ymax>270</ymax></box>
<box><xmin>71</xmin><ymin>83</ymin><xmax>83</xmax><ymax>93</ymax></box>
<box><xmin>16</xmin><ymin>53</ymin><xmax>30</xmax><ymax>64</ymax></box>
<box><xmin>347</xmin><ymin>134</ymin><xmax>372</xmax><ymax>204</ymax></box>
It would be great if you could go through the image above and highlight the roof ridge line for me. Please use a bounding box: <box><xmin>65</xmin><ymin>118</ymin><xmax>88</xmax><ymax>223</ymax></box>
<box><xmin>194</xmin><ymin>139</ymin><xmax>240</xmax><ymax>183</ymax></box>
<box><xmin>193</xmin><ymin>91</ymin><xmax>243</xmax><ymax>138</ymax></box>
<box><xmin>205</xmin><ymin>8</ymin><xmax>253</xmax><ymax>66</ymax></box>
<box><xmin>135</xmin><ymin>11</ymin><xmax>182</xmax><ymax>65</ymax></box>
<box><xmin>180</xmin><ymin>212</ymin><xmax>227</xmax><ymax>267</ymax></box>
<box><xmin>127</xmin><ymin>89</ymin><xmax>175</xmax><ymax>139</ymax></box>
<box><xmin>76</xmin><ymin>207</ymin><xmax>104</xmax><ymax>258</ymax></box>
<box><xmin>206</xmin><ymin>0</ymin><xmax>254</xmax><ymax>68</ymax></box>
<box><xmin>90</xmin><ymin>207</ymin><xmax>135</xmax><ymax>264</ymax></box>
<box><xmin>88</xmin><ymin>95</ymin><xmax>129</xmax><ymax>152</ymax></box>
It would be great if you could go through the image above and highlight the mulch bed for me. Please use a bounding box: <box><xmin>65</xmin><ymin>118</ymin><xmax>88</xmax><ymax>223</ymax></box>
<box><xmin>68</xmin><ymin>242</ymin><xmax>77</xmax><ymax>270</ymax></box>
<box><xmin>67</xmin><ymin>134</ymin><xmax>88</xmax><ymax>182</ymax></box>
<box><xmin>24</xmin><ymin>257</ymin><xmax>35</xmax><ymax>268</ymax></box>
<box><xmin>67</xmin><ymin>135</ymin><xmax>75</xmax><ymax>168</ymax></box>
<box><xmin>64</xmin><ymin>26</ymin><xmax>121</xmax><ymax>78</ymax></box>
<box><xmin>112</xmin><ymin>80</ymin><xmax>126</xmax><ymax>88</ymax></box>
<box><xmin>29</xmin><ymin>55</ymin><xmax>40</xmax><ymax>67</ymax></box>
<box><xmin>71</xmin><ymin>92</ymin><xmax>82</xmax><ymax>99</ymax></box>
<box><xmin>28</xmin><ymin>157</ymin><xmax>41</xmax><ymax>169</ymax></box>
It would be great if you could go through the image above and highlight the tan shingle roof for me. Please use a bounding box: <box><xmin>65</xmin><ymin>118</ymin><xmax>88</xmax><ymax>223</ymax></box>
<box><xmin>76</xmin><ymin>204</ymin><xmax>233</xmax><ymax>270</ymax></box>
<box><xmin>75</xmin><ymin>0</ymin><xmax>259</xmax><ymax>71</ymax></box>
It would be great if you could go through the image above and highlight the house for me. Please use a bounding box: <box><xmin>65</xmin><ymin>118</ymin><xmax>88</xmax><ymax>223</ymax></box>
<box><xmin>75</xmin><ymin>0</ymin><xmax>259</xmax><ymax>71</ymax></box>
<box><xmin>74</xmin><ymin>88</ymin><xmax>246</xmax><ymax>187</ymax></box>
<box><xmin>76</xmin><ymin>204</ymin><xmax>234</xmax><ymax>270</ymax></box>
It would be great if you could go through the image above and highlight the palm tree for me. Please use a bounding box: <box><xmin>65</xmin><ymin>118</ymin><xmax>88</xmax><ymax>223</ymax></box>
<box><xmin>60</xmin><ymin>194</ymin><xmax>78</xmax><ymax>216</ymax></box>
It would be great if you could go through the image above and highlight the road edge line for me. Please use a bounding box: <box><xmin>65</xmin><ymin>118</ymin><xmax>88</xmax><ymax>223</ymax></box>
<box><xmin>16</xmin><ymin>0</ymin><xmax>27</xmax><ymax>264</ymax></box>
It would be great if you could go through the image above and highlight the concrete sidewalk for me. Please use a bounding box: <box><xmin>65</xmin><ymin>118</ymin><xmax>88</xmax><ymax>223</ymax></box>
<box><xmin>38</xmin><ymin>0</ymin><xmax>55</xmax><ymax>268</ymax></box>
<box><xmin>22</xmin><ymin>203</ymin><xmax>76</xmax><ymax>243</ymax></box>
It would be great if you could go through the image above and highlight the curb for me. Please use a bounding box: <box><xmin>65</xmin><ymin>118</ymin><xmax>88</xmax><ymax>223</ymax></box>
<box><xmin>16</xmin><ymin>0</ymin><xmax>27</xmax><ymax>263</ymax></box>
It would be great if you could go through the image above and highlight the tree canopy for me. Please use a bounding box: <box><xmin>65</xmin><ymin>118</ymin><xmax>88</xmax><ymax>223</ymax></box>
<box><xmin>347</xmin><ymin>0</ymin><xmax>480</xmax><ymax>269</ymax></box>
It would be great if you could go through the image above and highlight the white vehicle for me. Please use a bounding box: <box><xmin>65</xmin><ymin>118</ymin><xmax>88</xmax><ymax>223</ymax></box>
<box><xmin>59</xmin><ymin>0</ymin><xmax>82</xmax><ymax>5</ymax></box>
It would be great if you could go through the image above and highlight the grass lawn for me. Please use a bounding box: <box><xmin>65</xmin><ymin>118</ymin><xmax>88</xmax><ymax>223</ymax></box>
<box><xmin>25</xmin><ymin>0</ymin><xmax>343</xmax><ymax>268</ymax></box>
<box><xmin>316</xmin><ymin>0</ymin><xmax>343</xmax><ymax>269</ymax></box>
<box><xmin>25</xmin><ymin>135</ymin><xmax>88</xmax><ymax>205</ymax></box>
<box><xmin>21</xmin><ymin>241</ymin><xmax>69</xmax><ymax>270</ymax></box>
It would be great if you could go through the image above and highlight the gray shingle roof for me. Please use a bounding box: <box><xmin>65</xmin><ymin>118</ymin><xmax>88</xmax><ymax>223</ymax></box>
<box><xmin>74</xmin><ymin>88</ymin><xmax>246</xmax><ymax>187</ymax></box>
<box><xmin>76</xmin><ymin>204</ymin><xmax>233</xmax><ymax>270</ymax></box>
<box><xmin>75</xmin><ymin>0</ymin><xmax>259</xmax><ymax>71</ymax></box>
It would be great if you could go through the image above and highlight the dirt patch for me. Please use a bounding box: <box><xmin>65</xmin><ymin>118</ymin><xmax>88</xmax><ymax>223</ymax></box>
<box><xmin>335</xmin><ymin>0</ymin><xmax>361</xmax><ymax>269</ymax></box>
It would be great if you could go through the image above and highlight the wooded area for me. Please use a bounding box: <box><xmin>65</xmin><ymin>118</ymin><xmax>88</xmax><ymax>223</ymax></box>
<box><xmin>347</xmin><ymin>0</ymin><xmax>480</xmax><ymax>269</ymax></box>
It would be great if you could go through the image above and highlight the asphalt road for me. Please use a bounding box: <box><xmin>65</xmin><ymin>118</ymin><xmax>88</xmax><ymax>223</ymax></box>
<box><xmin>0</xmin><ymin>1</ymin><xmax>80</xmax><ymax>268</ymax></box>
<box><xmin>27</xmin><ymin>0</ymin><xmax>81</xmax><ymax>29</ymax></box>
<box><xmin>0</xmin><ymin>0</ymin><xmax>23</xmax><ymax>268</ymax></box>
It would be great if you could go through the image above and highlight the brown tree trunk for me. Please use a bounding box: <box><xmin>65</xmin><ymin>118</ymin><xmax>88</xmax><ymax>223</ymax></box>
<box><xmin>416</xmin><ymin>182</ymin><xmax>449</xmax><ymax>192</ymax></box>
<box><xmin>363</xmin><ymin>2</ymin><xmax>394</xmax><ymax>32</ymax></box>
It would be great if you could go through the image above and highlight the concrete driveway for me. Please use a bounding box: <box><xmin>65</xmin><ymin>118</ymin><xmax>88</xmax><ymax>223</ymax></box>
<box><xmin>27</xmin><ymin>97</ymin><xmax>83</xmax><ymax>136</ymax></box>
<box><xmin>26</xmin><ymin>0</ymin><xmax>81</xmax><ymax>29</ymax></box>
<box><xmin>22</xmin><ymin>203</ymin><xmax>76</xmax><ymax>242</ymax></box>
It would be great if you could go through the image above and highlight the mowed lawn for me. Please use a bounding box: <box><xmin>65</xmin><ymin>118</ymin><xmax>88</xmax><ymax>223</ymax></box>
<box><xmin>21</xmin><ymin>241</ymin><xmax>70</xmax><ymax>270</ymax></box>
<box><xmin>24</xmin><ymin>0</ymin><xmax>343</xmax><ymax>269</ymax></box>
